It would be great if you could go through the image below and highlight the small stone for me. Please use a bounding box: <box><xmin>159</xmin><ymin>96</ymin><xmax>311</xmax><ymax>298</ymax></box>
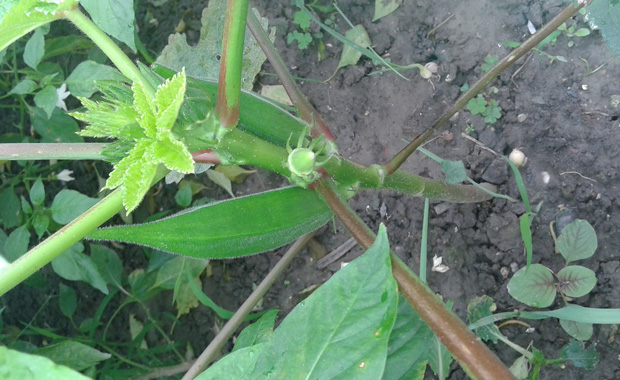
<box><xmin>517</xmin><ymin>113</ymin><xmax>527</xmax><ymax>123</ymax></box>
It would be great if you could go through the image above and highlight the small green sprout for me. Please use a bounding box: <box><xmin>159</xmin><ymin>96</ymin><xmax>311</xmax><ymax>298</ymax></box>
<box><xmin>285</xmin><ymin>128</ymin><xmax>332</xmax><ymax>187</ymax></box>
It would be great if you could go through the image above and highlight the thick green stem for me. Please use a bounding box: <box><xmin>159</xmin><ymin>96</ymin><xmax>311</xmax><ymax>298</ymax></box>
<box><xmin>383</xmin><ymin>0</ymin><xmax>591</xmax><ymax>174</ymax></box>
<box><xmin>247</xmin><ymin>10</ymin><xmax>334</xmax><ymax>141</ymax></box>
<box><xmin>314</xmin><ymin>179</ymin><xmax>516</xmax><ymax>380</ymax></box>
<box><xmin>0</xmin><ymin>188</ymin><xmax>123</xmax><ymax>296</ymax></box>
<box><xmin>63</xmin><ymin>9</ymin><xmax>155</xmax><ymax>96</ymax></box>
<box><xmin>0</xmin><ymin>143</ymin><xmax>107</xmax><ymax>160</ymax></box>
<box><xmin>215</xmin><ymin>0</ymin><xmax>250</xmax><ymax>128</ymax></box>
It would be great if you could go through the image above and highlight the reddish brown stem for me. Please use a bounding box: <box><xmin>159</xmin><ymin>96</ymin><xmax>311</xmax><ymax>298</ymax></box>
<box><xmin>314</xmin><ymin>179</ymin><xmax>516</xmax><ymax>380</ymax></box>
<box><xmin>191</xmin><ymin>149</ymin><xmax>222</xmax><ymax>165</ymax></box>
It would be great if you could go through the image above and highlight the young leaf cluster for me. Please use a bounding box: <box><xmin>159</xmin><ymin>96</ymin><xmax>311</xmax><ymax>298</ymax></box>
<box><xmin>72</xmin><ymin>69</ymin><xmax>194</xmax><ymax>212</ymax></box>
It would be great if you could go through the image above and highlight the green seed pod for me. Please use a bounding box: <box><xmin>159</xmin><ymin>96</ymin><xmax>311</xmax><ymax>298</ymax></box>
<box><xmin>288</xmin><ymin>148</ymin><xmax>316</xmax><ymax>177</ymax></box>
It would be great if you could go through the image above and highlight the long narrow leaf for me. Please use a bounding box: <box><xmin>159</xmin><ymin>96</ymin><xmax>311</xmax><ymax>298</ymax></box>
<box><xmin>88</xmin><ymin>187</ymin><xmax>332</xmax><ymax>259</ymax></box>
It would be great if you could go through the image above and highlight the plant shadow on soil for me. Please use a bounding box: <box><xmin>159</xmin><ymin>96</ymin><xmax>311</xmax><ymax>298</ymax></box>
<box><xmin>4</xmin><ymin>0</ymin><xmax>620</xmax><ymax>379</ymax></box>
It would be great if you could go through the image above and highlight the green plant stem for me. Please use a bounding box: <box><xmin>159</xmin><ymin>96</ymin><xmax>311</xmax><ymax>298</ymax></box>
<box><xmin>182</xmin><ymin>232</ymin><xmax>314</xmax><ymax>380</ymax></box>
<box><xmin>215</xmin><ymin>0</ymin><xmax>250</xmax><ymax>128</ymax></box>
<box><xmin>247</xmin><ymin>9</ymin><xmax>335</xmax><ymax>141</ymax></box>
<box><xmin>0</xmin><ymin>143</ymin><xmax>107</xmax><ymax>160</ymax></box>
<box><xmin>63</xmin><ymin>9</ymin><xmax>155</xmax><ymax>96</ymax></box>
<box><xmin>420</xmin><ymin>198</ymin><xmax>429</xmax><ymax>283</ymax></box>
<box><xmin>383</xmin><ymin>0</ymin><xmax>591</xmax><ymax>175</ymax></box>
<box><xmin>0</xmin><ymin>188</ymin><xmax>123</xmax><ymax>297</ymax></box>
<box><xmin>314</xmin><ymin>179</ymin><xmax>516</xmax><ymax>380</ymax></box>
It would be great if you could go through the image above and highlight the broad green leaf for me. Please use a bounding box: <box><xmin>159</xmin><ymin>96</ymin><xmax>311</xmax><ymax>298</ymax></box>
<box><xmin>175</xmin><ymin>185</ymin><xmax>193</xmax><ymax>207</ymax></box>
<box><xmin>441</xmin><ymin>160</ymin><xmax>467</xmax><ymax>184</ymax></box>
<box><xmin>151</xmin><ymin>256</ymin><xmax>207</xmax><ymax>291</ymax></box>
<box><xmin>196</xmin><ymin>343</ymin><xmax>267</xmax><ymax>380</ymax></box>
<box><xmin>90</xmin><ymin>244</ymin><xmax>123</xmax><ymax>286</ymax></box>
<box><xmin>88</xmin><ymin>187</ymin><xmax>333</xmax><ymax>259</ymax></box>
<box><xmin>467</xmin><ymin>295</ymin><xmax>502</xmax><ymax>343</ymax></box>
<box><xmin>556</xmin><ymin>219</ymin><xmax>597</xmax><ymax>262</ymax></box>
<box><xmin>4</xmin><ymin>225</ymin><xmax>30</xmax><ymax>262</ymax></box>
<box><xmin>21</xmin><ymin>196</ymin><xmax>33</xmax><ymax>214</ymax></box>
<box><xmin>30</xmin><ymin>177</ymin><xmax>45</xmax><ymax>206</ymax></box>
<box><xmin>248</xmin><ymin>224</ymin><xmax>397</xmax><ymax>379</ymax></box>
<box><xmin>23</xmin><ymin>28</ymin><xmax>45</xmax><ymax>69</ymax></box>
<box><xmin>58</xmin><ymin>283</ymin><xmax>77</xmax><ymax>320</ymax></box>
<box><xmin>0</xmin><ymin>188</ymin><xmax>20</xmax><ymax>228</ymax></box>
<box><xmin>32</xmin><ymin>107</ymin><xmax>83</xmax><ymax>142</ymax></box>
<box><xmin>560</xmin><ymin>319</ymin><xmax>593</xmax><ymax>341</ymax></box>
<box><xmin>373</xmin><ymin>0</ymin><xmax>403</xmax><ymax>21</ymax></box>
<box><xmin>561</xmin><ymin>339</ymin><xmax>599</xmax><ymax>369</ymax></box>
<box><xmin>383</xmin><ymin>295</ymin><xmax>431</xmax><ymax>380</ymax></box>
<box><xmin>586</xmin><ymin>0</ymin><xmax>620</xmax><ymax>57</ymax></box>
<box><xmin>50</xmin><ymin>189</ymin><xmax>99</xmax><ymax>225</ymax></box>
<box><xmin>428</xmin><ymin>335</ymin><xmax>452</xmax><ymax>380</ymax></box>
<box><xmin>336</xmin><ymin>25</ymin><xmax>371</xmax><ymax>71</ymax></box>
<box><xmin>51</xmin><ymin>243</ymin><xmax>109</xmax><ymax>294</ymax></box>
<box><xmin>65</xmin><ymin>61</ymin><xmax>124</xmax><ymax>98</ymax></box>
<box><xmin>215</xmin><ymin>165</ymin><xmax>256</xmax><ymax>184</ymax></box>
<box><xmin>557</xmin><ymin>265</ymin><xmax>596</xmax><ymax>298</ymax></box>
<box><xmin>32</xmin><ymin>340</ymin><xmax>111</xmax><ymax>371</ymax></box>
<box><xmin>233</xmin><ymin>309</ymin><xmax>278</xmax><ymax>351</ymax></box>
<box><xmin>0</xmin><ymin>345</ymin><xmax>90</xmax><ymax>380</ymax></box>
<box><xmin>155</xmin><ymin>1</ymin><xmax>274</xmax><ymax>90</ymax></box>
<box><xmin>33</xmin><ymin>85</ymin><xmax>58</xmax><ymax>119</ymax></box>
<box><xmin>9</xmin><ymin>79</ymin><xmax>37</xmax><ymax>95</ymax></box>
<box><xmin>206</xmin><ymin>169</ymin><xmax>234</xmax><ymax>197</ymax></box>
<box><xmin>507</xmin><ymin>264</ymin><xmax>556</xmax><ymax>308</ymax></box>
<box><xmin>32</xmin><ymin>213</ymin><xmax>49</xmax><ymax>238</ymax></box>
<box><xmin>80</xmin><ymin>0</ymin><xmax>136</xmax><ymax>52</ymax></box>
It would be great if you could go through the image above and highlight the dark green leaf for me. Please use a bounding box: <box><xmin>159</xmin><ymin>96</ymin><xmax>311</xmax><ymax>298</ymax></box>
<box><xmin>586</xmin><ymin>0</ymin><xmax>620</xmax><ymax>57</ymax></box>
<box><xmin>20</xmin><ymin>196</ymin><xmax>33</xmax><ymax>215</ymax></box>
<box><xmin>51</xmin><ymin>243</ymin><xmax>109</xmax><ymax>294</ymax></box>
<box><xmin>520</xmin><ymin>212</ymin><xmax>533</xmax><ymax>269</ymax></box>
<box><xmin>33</xmin><ymin>340</ymin><xmax>111</xmax><ymax>371</ymax></box>
<box><xmin>233</xmin><ymin>309</ymin><xmax>278</xmax><ymax>351</ymax></box>
<box><xmin>90</xmin><ymin>244</ymin><xmax>123</xmax><ymax>286</ymax></box>
<box><xmin>23</xmin><ymin>28</ymin><xmax>45</xmax><ymax>69</ymax></box>
<box><xmin>507</xmin><ymin>264</ymin><xmax>556</xmax><ymax>308</ymax></box>
<box><xmin>151</xmin><ymin>256</ymin><xmax>207</xmax><ymax>291</ymax></box>
<box><xmin>32</xmin><ymin>213</ymin><xmax>49</xmax><ymax>239</ymax></box>
<box><xmin>33</xmin><ymin>85</ymin><xmax>58</xmax><ymax>119</ymax></box>
<box><xmin>66</xmin><ymin>61</ymin><xmax>125</xmax><ymax>98</ymax></box>
<box><xmin>560</xmin><ymin>319</ymin><xmax>593</xmax><ymax>341</ymax></box>
<box><xmin>248</xmin><ymin>224</ymin><xmax>397</xmax><ymax>379</ymax></box>
<box><xmin>80</xmin><ymin>0</ymin><xmax>136</xmax><ymax>52</ymax></box>
<box><xmin>32</xmin><ymin>107</ymin><xmax>83</xmax><ymax>142</ymax></box>
<box><xmin>383</xmin><ymin>295</ymin><xmax>432</xmax><ymax>380</ymax></box>
<box><xmin>441</xmin><ymin>160</ymin><xmax>467</xmax><ymax>184</ymax></box>
<box><xmin>175</xmin><ymin>184</ymin><xmax>193</xmax><ymax>207</ymax></box>
<box><xmin>195</xmin><ymin>344</ymin><xmax>266</xmax><ymax>380</ymax></box>
<box><xmin>50</xmin><ymin>189</ymin><xmax>99</xmax><ymax>225</ymax></box>
<box><xmin>186</xmin><ymin>273</ymin><xmax>235</xmax><ymax>319</ymax></box>
<box><xmin>0</xmin><ymin>188</ymin><xmax>20</xmax><ymax>228</ymax></box>
<box><xmin>8</xmin><ymin>79</ymin><xmax>37</xmax><ymax>95</ymax></box>
<box><xmin>467</xmin><ymin>295</ymin><xmax>502</xmax><ymax>343</ymax></box>
<box><xmin>561</xmin><ymin>339</ymin><xmax>599</xmax><ymax>369</ymax></box>
<box><xmin>0</xmin><ymin>346</ymin><xmax>90</xmax><ymax>380</ymax></box>
<box><xmin>30</xmin><ymin>177</ymin><xmax>45</xmax><ymax>206</ymax></box>
<box><xmin>557</xmin><ymin>265</ymin><xmax>596</xmax><ymax>298</ymax></box>
<box><xmin>88</xmin><ymin>187</ymin><xmax>333</xmax><ymax>259</ymax></box>
<box><xmin>4</xmin><ymin>225</ymin><xmax>30</xmax><ymax>262</ymax></box>
<box><xmin>58</xmin><ymin>283</ymin><xmax>77</xmax><ymax>319</ymax></box>
<box><xmin>556</xmin><ymin>219</ymin><xmax>597</xmax><ymax>263</ymax></box>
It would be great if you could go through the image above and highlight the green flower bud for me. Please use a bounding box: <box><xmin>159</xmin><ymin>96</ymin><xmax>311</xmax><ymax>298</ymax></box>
<box><xmin>288</xmin><ymin>148</ymin><xmax>316</xmax><ymax>177</ymax></box>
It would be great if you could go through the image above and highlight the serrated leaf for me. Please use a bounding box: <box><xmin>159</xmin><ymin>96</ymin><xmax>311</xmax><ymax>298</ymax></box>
<box><xmin>233</xmin><ymin>309</ymin><xmax>278</xmax><ymax>352</ymax></box>
<box><xmin>560</xmin><ymin>319</ymin><xmax>593</xmax><ymax>341</ymax></box>
<box><xmin>50</xmin><ymin>189</ymin><xmax>99</xmax><ymax>225</ymax></box>
<box><xmin>507</xmin><ymin>264</ymin><xmax>556</xmax><ymax>308</ymax></box>
<box><xmin>206</xmin><ymin>169</ymin><xmax>234</xmax><ymax>197</ymax></box>
<box><xmin>33</xmin><ymin>340</ymin><xmax>111</xmax><ymax>371</ymax></box>
<box><xmin>154</xmin><ymin>68</ymin><xmax>186</xmax><ymax>134</ymax></box>
<box><xmin>441</xmin><ymin>160</ymin><xmax>467</xmax><ymax>184</ymax></box>
<box><xmin>557</xmin><ymin>265</ymin><xmax>596</xmax><ymax>298</ymax></box>
<box><xmin>80</xmin><ymin>0</ymin><xmax>136</xmax><ymax>52</ymax></box>
<box><xmin>556</xmin><ymin>219</ymin><xmax>597</xmax><ymax>262</ymax></box>
<box><xmin>153</xmin><ymin>137</ymin><xmax>194</xmax><ymax>173</ymax></box>
<box><xmin>51</xmin><ymin>243</ymin><xmax>109</xmax><ymax>294</ymax></box>
<box><xmin>58</xmin><ymin>283</ymin><xmax>77</xmax><ymax>320</ymax></box>
<box><xmin>383</xmin><ymin>295</ymin><xmax>432</xmax><ymax>380</ymax></box>
<box><xmin>65</xmin><ymin>61</ymin><xmax>124</xmax><ymax>98</ymax></box>
<box><xmin>467</xmin><ymin>295</ymin><xmax>502</xmax><ymax>343</ymax></box>
<box><xmin>336</xmin><ymin>25</ymin><xmax>372</xmax><ymax>70</ymax></box>
<box><xmin>155</xmin><ymin>2</ymin><xmax>273</xmax><ymax>90</ymax></box>
<box><xmin>586</xmin><ymin>0</ymin><xmax>620</xmax><ymax>57</ymax></box>
<box><xmin>373</xmin><ymin>0</ymin><xmax>403</xmax><ymax>21</ymax></box>
<box><xmin>132</xmin><ymin>80</ymin><xmax>156</xmax><ymax>138</ymax></box>
<box><xmin>23</xmin><ymin>28</ymin><xmax>45</xmax><ymax>69</ymax></box>
<box><xmin>0</xmin><ymin>346</ymin><xmax>90</xmax><ymax>380</ymax></box>
<box><xmin>561</xmin><ymin>339</ymin><xmax>599</xmax><ymax>369</ymax></box>
<box><xmin>88</xmin><ymin>187</ymin><xmax>332</xmax><ymax>259</ymax></box>
<box><xmin>30</xmin><ymin>177</ymin><xmax>45</xmax><ymax>206</ymax></box>
<box><xmin>246</xmin><ymin>224</ymin><xmax>397</xmax><ymax>379</ymax></box>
